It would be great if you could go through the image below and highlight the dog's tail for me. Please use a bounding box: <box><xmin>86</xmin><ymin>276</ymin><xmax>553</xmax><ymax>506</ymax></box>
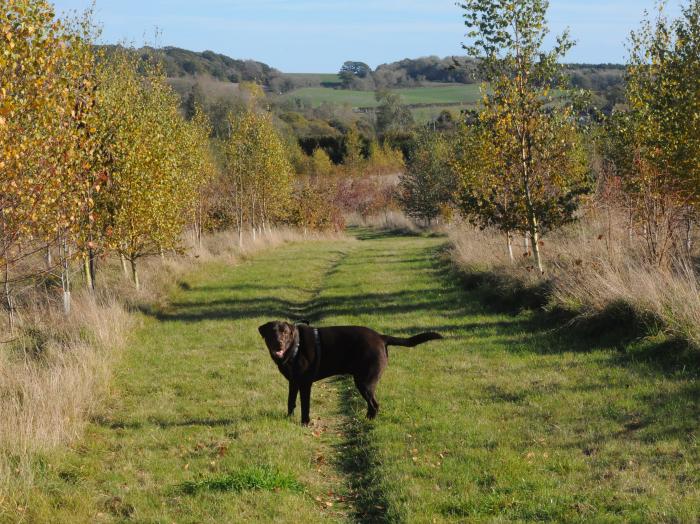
<box><xmin>381</xmin><ymin>331</ymin><xmax>443</xmax><ymax>347</ymax></box>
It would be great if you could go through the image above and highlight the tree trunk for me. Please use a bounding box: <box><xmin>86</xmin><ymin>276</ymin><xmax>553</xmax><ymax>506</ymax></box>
<box><xmin>530</xmin><ymin>225</ymin><xmax>543</xmax><ymax>274</ymax></box>
<box><xmin>523</xmin><ymin>233</ymin><xmax>529</xmax><ymax>254</ymax></box>
<box><xmin>507</xmin><ymin>231</ymin><xmax>514</xmax><ymax>263</ymax></box>
<box><xmin>3</xmin><ymin>258</ymin><xmax>14</xmax><ymax>333</ymax></box>
<box><xmin>523</xmin><ymin>175</ymin><xmax>544</xmax><ymax>273</ymax></box>
<box><xmin>60</xmin><ymin>236</ymin><xmax>71</xmax><ymax>315</ymax></box>
<box><xmin>88</xmin><ymin>247</ymin><xmax>96</xmax><ymax>290</ymax></box>
<box><xmin>251</xmin><ymin>199</ymin><xmax>257</xmax><ymax>242</ymax></box>
<box><xmin>83</xmin><ymin>255</ymin><xmax>93</xmax><ymax>292</ymax></box>
<box><xmin>46</xmin><ymin>244</ymin><xmax>53</xmax><ymax>270</ymax></box>
<box><xmin>120</xmin><ymin>252</ymin><xmax>129</xmax><ymax>277</ymax></box>
<box><xmin>520</xmin><ymin>129</ymin><xmax>544</xmax><ymax>274</ymax></box>
<box><xmin>196</xmin><ymin>202</ymin><xmax>203</xmax><ymax>250</ymax></box>
<box><xmin>237</xmin><ymin>213</ymin><xmax>244</xmax><ymax>248</ymax></box>
<box><xmin>130</xmin><ymin>258</ymin><xmax>140</xmax><ymax>291</ymax></box>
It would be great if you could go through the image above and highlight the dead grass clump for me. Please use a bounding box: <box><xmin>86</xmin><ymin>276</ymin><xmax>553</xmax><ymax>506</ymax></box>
<box><xmin>0</xmin><ymin>291</ymin><xmax>131</xmax><ymax>483</ymax></box>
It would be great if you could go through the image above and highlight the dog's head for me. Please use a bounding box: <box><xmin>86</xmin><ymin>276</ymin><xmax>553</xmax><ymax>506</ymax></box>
<box><xmin>258</xmin><ymin>321</ymin><xmax>297</xmax><ymax>362</ymax></box>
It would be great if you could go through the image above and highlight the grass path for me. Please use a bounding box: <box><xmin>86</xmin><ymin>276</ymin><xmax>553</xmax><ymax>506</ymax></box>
<box><xmin>11</xmin><ymin>230</ymin><xmax>699</xmax><ymax>523</ymax></box>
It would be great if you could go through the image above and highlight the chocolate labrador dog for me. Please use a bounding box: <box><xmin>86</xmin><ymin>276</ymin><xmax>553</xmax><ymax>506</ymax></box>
<box><xmin>258</xmin><ymin>321</ymin><xmax>442</xmax><ymax>425</ymax></box>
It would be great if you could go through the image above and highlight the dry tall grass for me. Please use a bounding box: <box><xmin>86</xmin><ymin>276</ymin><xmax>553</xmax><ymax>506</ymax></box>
<box><xmin>0</xmin><ymin>227</ymin><xmax>343</xmax><ymax>486</ymax></box>
<box><xmin>346</xmin><ymin>210</ymin><xmax>419</xmax><ymax>231</ymax></box>
<box><xmin>0</xmin><ymin>292</ymin><xmax>130</xmax><ymax>484</ymax></box>
<box><xmin>450</xmin><ymin>212</ymin><xmax>700</xmax><ymax>348</ymax></box>
<box><xmin>346</xmin><ymin>210</ymin><xmax>453</xmax><ymax>236</ymax></box>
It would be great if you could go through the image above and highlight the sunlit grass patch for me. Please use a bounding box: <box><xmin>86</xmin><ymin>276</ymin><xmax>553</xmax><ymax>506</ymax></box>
<box><xmin>180</xmin><ymin>465</ymin><xmax>303</xmax><ymax>495</ymax></box>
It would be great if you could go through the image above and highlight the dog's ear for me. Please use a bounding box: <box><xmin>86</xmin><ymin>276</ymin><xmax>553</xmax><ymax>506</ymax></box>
<box><xmin>258</xmin><ymin>322</ymin><xmax>274</xmax><ymax>337</ymax></box>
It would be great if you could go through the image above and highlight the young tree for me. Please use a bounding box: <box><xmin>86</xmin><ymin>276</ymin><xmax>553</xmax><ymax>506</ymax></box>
<box><xmin>0</xmin><ymin>0</ymin><xmax>99</xmax><ymax>321</ymax></box>
<box><xmin>367</xmin><ymin>140</ymin><xmax>405</xmax><ymax>176</ymax></box>
<box><xmin>604</xmin><ymin>1</ymin><xmax>700</xmax><ymax>264</ymax></box>
<box><xmin>50</xmin><ymin>13</ymin><xmax>101</xmax><ymax>306</ymax></box>
<box><xmin>309</xmin><ymin>148</ymin><xmax>334</xmax><ymax>177</ymax></box>
<box><xmin>342</xmin><ymin>127</ymin><xmax>365</xmax><ymax>174</ymax></box>
<box><xmin>399</xmin><ymin>130</ymin><xmax>456</xmax><ymax>224</ymax></box>
<box><xmin>187</xmin><ymin>106</ymin><xmax>218</xmax><ymax>250</ymax></box>
<box><xmin>457</xmin><ymin>0</ymin><xmax>590</xmax><ymax>272</ymax></box>
<box><xmin>224</xmin><ymin>106</ymin><xmax>293</xmax><ymax>245</ymax></box>
<box><xmin>375</xmin><ymin>89</ymin><xmax>415</xmax><ymax>136</ymax></box>
<box><xmin>94</xmin><ymin>48</ymin><xmax>210</xmax><ymax>289</ymax></box>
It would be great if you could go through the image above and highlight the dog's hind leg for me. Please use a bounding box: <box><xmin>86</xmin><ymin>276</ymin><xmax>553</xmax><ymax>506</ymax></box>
<box><xmin>287</xmin><ymin>381</ymin><xmax>299</xmax><ymax>417</ymax></box>
<box><xmin>354</xmin><ymin>377</ymin><xmax>380</xmax><ymax>419</ymax></box>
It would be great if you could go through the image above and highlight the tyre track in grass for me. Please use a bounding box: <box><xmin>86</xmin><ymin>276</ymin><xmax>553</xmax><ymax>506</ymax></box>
<box><xmin>314</xmin><ymin>230</ymin><xmax>449</xmax><ymax>524</ymax></box>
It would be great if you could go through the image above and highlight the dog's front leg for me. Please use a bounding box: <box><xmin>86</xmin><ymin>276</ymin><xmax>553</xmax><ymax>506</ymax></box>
<box><xmin>299</xmin><ymin>383</ymin><xmax>312</xmax><ymax>426</ymax></box>
<box><xmin>287</xmin><ymin>381</ymin><xmax>299</xmax><ymax>417</ymax></box>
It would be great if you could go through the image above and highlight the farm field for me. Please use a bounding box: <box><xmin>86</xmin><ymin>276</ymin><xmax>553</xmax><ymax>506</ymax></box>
<box><xmin>280</xmin><ymin>84</ymin><xmax>482</xmax><ymax>109</ymax></box>
<box><xmin>5</xmin><ymin>229</ymin><xmax>698</xmax><ymax>523</ymax></box>
<box><xmin>283</xmin><ymin>73</ymin><xmax>343</xmax><ymax>85</ymax></box>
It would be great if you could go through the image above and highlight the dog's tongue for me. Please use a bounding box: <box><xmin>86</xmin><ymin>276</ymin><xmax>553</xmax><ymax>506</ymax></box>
<box><xmin>274</xmin><ymin>349</ymin><xmax>285</xmax><ymax>358</ymax></box>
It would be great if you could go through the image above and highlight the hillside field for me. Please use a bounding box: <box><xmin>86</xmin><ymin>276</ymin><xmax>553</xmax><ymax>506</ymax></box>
<box><xmin>280</xmin><ymin>84</ymin><xmax>482</xmax><ymax>109</ymax></box>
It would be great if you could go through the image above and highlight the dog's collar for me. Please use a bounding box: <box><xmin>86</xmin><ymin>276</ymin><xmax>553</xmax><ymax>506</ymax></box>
<box><xmin>283</xmin><ymin>326</ymin><xmax>321</xmax><ymax>366</ymax></box>
<box><xmin>312</xmin><ymin>328</ymin><xmax>322</xmax><ymax>373</ymax></box>
<box><xmin>282</xmin><ymin>326</ymin><xmax>301</xmax><ymax>365</ymax></box>
<box><xmin>313</xmin><ymin>328</ymin><xmax>321</xmax><ymax>354</ymax></box>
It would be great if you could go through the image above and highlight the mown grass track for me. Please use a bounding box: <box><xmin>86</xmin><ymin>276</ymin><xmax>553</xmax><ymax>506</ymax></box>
<box><xmin>8</xmin><ymin>229</ymin><xmax>698</xmax><ymax>523</ymax></box>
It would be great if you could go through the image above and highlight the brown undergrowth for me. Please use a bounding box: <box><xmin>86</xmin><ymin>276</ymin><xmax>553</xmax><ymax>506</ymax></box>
<box><xmin>450</xmin><ymin>212</ymin><xmax>700</xmax><ymax>349</ymax></box>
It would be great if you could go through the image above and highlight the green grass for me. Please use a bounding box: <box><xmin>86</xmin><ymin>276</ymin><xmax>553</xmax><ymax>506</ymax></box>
<box><xmin>4</xmin><ymin>230</ymin><xmax>699</xmax><ymax>522</ymax></box>
<box><xmin>180</xmin><ymin>466</ymin><xmax>303</xmax><ymax>495</ymax></box>
<box><xmin>280</xmin><ymin>84</ymin><xmax>482</xmax><ymax>109</ymax></box>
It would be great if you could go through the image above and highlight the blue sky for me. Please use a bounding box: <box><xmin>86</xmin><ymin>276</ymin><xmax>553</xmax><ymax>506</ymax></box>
<box><xmin>51</xmin><ymin>0</ymin><xmax>685</xmax><ymax>72</ymax></box>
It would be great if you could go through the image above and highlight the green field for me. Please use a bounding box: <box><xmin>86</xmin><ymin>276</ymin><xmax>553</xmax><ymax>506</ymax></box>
<box><xmin>7</xmin><ymin>230</ymin><xmax>699</xmax><ymax>523</ymax></box>
<box><xmin>281</xmin><ymin>84</ymin><xmax>482</xmax><ymax>109</ymax></box>
<box><xmin>284</xmin><ymin>73</ymin><xmax>343</xmax><ymax>85</ymax></box>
